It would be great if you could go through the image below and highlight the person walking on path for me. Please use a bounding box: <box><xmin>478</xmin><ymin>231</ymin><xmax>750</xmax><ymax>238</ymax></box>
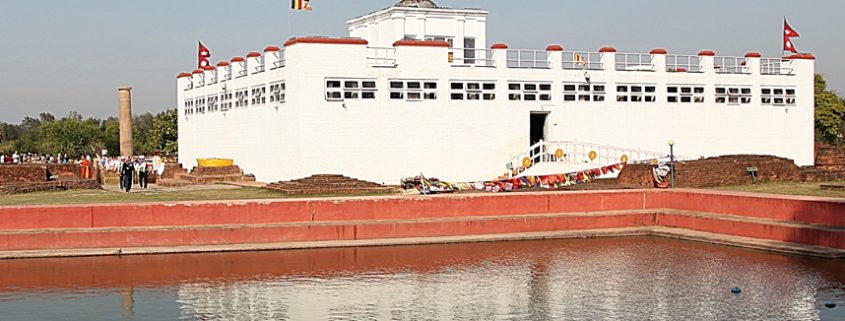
<box><xmin>121</xmin><ymin>158</ymin><xmax>135</xmax><ymax>192</ymax></box>
<box><xmin>137</xmin><ymin>157</ymin><xmax>149</xmax><ymax>190</ymax></box>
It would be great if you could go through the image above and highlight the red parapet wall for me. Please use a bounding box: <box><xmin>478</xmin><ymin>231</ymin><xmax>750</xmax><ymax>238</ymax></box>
<box><xmin>0</xmin><ymin>189</ymin><xmax>843</xmax><ymax>254</ymax></box>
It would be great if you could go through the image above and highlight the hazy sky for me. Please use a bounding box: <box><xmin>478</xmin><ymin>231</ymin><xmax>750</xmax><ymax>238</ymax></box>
<box><xmin>1</xmin><ymin>0</ymin><xmax>842</xmax><ymax>122</ymax></box>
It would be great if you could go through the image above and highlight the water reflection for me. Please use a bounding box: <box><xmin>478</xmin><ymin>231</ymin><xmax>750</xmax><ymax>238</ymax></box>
<box><xmin>0</xmin><ymin>237</ymin><xmax>843</xmax><ymax>320</ymax></box>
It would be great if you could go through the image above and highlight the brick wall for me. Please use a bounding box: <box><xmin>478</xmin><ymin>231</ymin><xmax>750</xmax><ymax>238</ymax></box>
<box><xmin>0</xmin><ymin>165</ymin><xmax>46</xmax><ymax>183</ymax></box>
<box><xmin>0</xmin><ymin>179</ymin><xmax>100</xmax><ymax>195</ymax></box>
<box><xmin>816</xmin><ymin>146</ymin><xmax>845</xmax><ymax>170</ymax></box>
<box><xmin>614</xmin><ymin>155</ymin><xmax>802</xmax><ymax>188</ymax></box>
<box><xmin>0</xmin><ymin>164</ymin><xmax>84</xmax><ymax>184</ymax></box>
<box><xmin>673</xmin><ymin>155</ymin><xmax>801</xmax><ymax>187</ymax></box>
<box><xmin>615</xmin><ymin>164</ymin><xmax>656</xmax><ymax>188</ymax></box>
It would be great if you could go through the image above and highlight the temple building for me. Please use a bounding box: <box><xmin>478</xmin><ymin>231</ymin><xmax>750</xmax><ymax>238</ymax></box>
<box><xmin>176</xmin><ymin>0</ymin><xmax>815</xmax><ymax>184</ymax></box>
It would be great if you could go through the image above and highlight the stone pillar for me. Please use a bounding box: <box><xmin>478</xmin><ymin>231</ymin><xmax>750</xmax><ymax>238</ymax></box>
<box><xmin>118</xmin><ymin>87</ymin><xmax>134</xmax><ymax>158</ymax></box>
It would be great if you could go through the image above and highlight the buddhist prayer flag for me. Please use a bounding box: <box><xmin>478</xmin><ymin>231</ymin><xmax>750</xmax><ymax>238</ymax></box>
<box><xmin>783</xmin><ymin>18</ymin><xmax>800</xmax><ymax>54</ymax></box>
<box><xmin>291</xmin><ymin>0</ymin><xmax>312</xmax><ymax>11</ymax></box>
<box><xmin>198</xmin><ymin>41</ymin><xmax>212</xmax><ymax>68</ymax></box>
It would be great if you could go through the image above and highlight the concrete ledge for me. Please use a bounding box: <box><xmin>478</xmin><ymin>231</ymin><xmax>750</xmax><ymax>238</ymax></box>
<box><xmin>2</xmin><ymin>227</ymin><xmax>842</xmax><ymax>260</ymax></box>
<box><xmin>0</xmin><ymin>189</ymin><xmax>843</xmax><ymax>259</ymax></box>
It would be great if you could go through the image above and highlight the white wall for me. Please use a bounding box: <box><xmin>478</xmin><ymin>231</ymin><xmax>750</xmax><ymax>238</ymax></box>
<box><xmin>178</xmin><ymin>43</ymin><xmax>815</xmax><ymax>184</ymax></box>
<box><xmin>347</xmin><ymin>7</ymin><xmax>488</xmax><ymax>49</ymax></box>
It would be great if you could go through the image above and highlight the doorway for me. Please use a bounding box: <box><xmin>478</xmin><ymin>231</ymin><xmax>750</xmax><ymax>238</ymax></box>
<box><xmin>530</xmin><ymin>113</ymin><xmax>549</xmax><ymax>147</ymax></box>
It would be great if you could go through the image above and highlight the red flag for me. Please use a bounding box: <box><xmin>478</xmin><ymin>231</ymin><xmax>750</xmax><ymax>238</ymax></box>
<box><xmin>783</xmin><ymin>19</ymin><xmax>800</xmax><ymax>53</ymax></box>
<box><xmin>198</xmin><ymin>41</ymin><xmax>212</xmax><ymax>68</ymax></box>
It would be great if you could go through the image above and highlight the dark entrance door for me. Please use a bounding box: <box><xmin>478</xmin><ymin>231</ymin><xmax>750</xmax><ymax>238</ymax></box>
<box><xmin>530</xmin><ymin>113</ymin><xmax>548</xmax><ymax>147</ymax></box>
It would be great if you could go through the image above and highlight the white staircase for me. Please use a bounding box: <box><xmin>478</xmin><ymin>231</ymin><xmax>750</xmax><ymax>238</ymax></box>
<box><xmin>505</xmin><ymin>141</ymin><xmax>673</xmax><ymax>178</ymax></box>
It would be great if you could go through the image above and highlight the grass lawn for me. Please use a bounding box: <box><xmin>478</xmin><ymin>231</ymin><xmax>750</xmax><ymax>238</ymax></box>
<box><xmin>709</xmin><ymin>181</ymin><xmax>845</xmax><ymax>199</ymax></box>
<box><xmin>0</xmin><ymin>186</ymin><xmax>398</xmax><ymax>207</ymax></box>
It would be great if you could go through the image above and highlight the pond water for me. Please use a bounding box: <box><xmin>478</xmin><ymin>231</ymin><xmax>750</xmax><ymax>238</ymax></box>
<box><xmin>0</xmin><ymin>237</ymin><xmax>843</xmax><ymax>320</ymax></box>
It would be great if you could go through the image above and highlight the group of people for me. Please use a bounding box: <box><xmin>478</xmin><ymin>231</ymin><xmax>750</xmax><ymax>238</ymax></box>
<box><xmin>0</xmin><ymin>152</ymin><xmax>73</xmax><ymax>164</ymax></box>
<box><xmin>117</xmin><ymin>157</ymin><xmax>152</xmax><ymax>192</ymax></box>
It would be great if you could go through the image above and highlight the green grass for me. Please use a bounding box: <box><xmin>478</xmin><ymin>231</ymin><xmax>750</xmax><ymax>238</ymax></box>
<box><xmin>0</xmin><ymin>187</ymin><xmax>286</xmax><ymax>207</ymax></box>
<box><xmin>0</xmin><ymin>186</ymin><xmax>399</xmax><ymax>207</ymax></box>
<box><xmin>709</xmin><ymin>181</ymin><xmax>845</xmax><ymax>199</ymax></box>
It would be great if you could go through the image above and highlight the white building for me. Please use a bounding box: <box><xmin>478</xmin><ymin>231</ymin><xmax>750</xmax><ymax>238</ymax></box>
<box><xmin>177</xmin><ymin>0</ymin><xmax>815</xmax><ymax>184</ymax></box>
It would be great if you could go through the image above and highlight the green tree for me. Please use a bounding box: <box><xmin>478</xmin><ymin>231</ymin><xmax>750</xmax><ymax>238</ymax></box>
<box><xmin>815</xmin><ymin>74</ymin><xmax>845</xmax><ymax>145</ymax></box>
<box><xmin>146</xmin><ymin>109</ymin><xmax>178</xmax><ymax>156</ymax></box>
<box><xmin>39</xmin><ymin>116</ymin><xmax>102</xmax><ymax>158</ymax></box>
<box><xmin>133</xmin><ymin>112</ymin><xmax>155</xmax><ymax>155</ymax></box>
<box><xmin>101</xmin><ymin>117</ymin><xmax>121</xmax><ymax>156</ymax></box>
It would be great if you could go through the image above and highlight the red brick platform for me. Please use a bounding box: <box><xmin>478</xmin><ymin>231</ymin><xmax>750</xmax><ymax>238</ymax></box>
<box><xmin>266</xmin><ymin>174</ymin><xmax>397</xmax><ymax>195</ymax></box>
<box><xmin>158</xmin><ymin>165</ymin><xmax>256</xmax><ymax>187</ymax></box>
<box><xmin>0</xmin><ymin>189</ymin><xmax>842</xmax><ymax>259</ymax></box>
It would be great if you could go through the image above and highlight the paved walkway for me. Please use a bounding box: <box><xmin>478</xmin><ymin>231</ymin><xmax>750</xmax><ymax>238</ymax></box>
<box><xmin>101</xmin><ymin>183</ymin><xmax>241</xmax><ymax>194</ymax></box>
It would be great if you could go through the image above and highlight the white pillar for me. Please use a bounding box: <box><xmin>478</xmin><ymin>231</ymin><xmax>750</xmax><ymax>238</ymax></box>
<box><xmin>247</xmin><ymin>52</ymin><xmax>263</xmax><ymax>74</ymax></box>
<box><xmin>231</xmin><ymin>57</ymin><xmax>246</xmax><ymax>78</ymax></box>
<box><xmin>698</xmin><ymin>50</ymin><xmax>715</xmax><ymax>74</ymax></box>
<box><xmin>599</xmin><ymin>47</ymin><xmax>617</xmax><ymax>72</ymax></box>
<box><xmin>546</xmin><ymin>45</ymin><xmax>563</xmax><ymax>70</ymax></box>
<box><xmin>651</xmin><ymin>48</ymin><xmax>667</xmax><ymax>73</ymax></box>
<box><xmin>491</xmin><ymin>43</ymin><xmax>508</xmax><ymax>68</ymax></box>
<box><xmin>744</xmin><ymin>52</ymin><xmax>761</xmax><ymax>76</ymax></box>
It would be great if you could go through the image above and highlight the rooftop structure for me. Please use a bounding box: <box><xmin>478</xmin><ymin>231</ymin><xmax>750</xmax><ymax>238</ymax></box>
<box><xmin>176</xmin><ymin>3</ymin><xmax>815</xmax><ymax>184</ymax></box>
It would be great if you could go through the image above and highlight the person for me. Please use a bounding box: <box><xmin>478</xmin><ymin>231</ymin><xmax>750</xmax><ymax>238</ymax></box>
<box><xmin>118</xmin><ymin>157</ymin><xmax>125</xmax><ymax>189</ymax></box>
<box><xmin>12</xmin><ymin>151</ymin><xmax>20</xmax><ymax>164</ymax></box>
<box><xmin>137</xmin><ymin>157</ymin><xmax>149</xmax><ymax>190</ymax></box>
<box><xmin>0</xmin><ymin>153</ymin><xmax>4</xmax><ymax>164</ymax></box>
<box><xmin>80</xmin><ymin>157</ymin><xmax>91</xmax><ymax>179</ymax></box>
<box><xmin>121</xmin><ymin>158</ymin><xmax>135</xmax><ymax>192</ymax></box>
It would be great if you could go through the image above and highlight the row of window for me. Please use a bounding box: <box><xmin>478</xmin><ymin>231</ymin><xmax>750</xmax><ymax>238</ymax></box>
<box><xmin>183</xmin><ymin>81</ymin><xmax>285</xmax><ymax>115</ymax></box>
<box><xmin>185</xmin><ymin>80</ymin><xmax>798</xmax><ymax>115</ymax></box>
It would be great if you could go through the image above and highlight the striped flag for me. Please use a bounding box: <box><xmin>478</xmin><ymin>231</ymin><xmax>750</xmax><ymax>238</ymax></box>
<box><xmin>291</xmin><ymin>0</ymin><xmax>312</xmax><ymax>11</ymax></box>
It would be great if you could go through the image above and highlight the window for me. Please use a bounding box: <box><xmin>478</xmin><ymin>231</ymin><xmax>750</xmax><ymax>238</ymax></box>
<box><xmin>207</xmin><ymin>95</ymin><xmax>218</xmax><ymax>112</ymax></box>
<box><xmin>450</xmin><ymin>81</ymin><xmax>496</xmax><ymax>100</ymax></box>
<box><xmin>183</xmin><ymin>99</ymin><xmax>194</xmax><ymax>115</ymax></box>
<box><xmin>616</xmin><ymin>84</ymin><xmax>657</xmax><ymax>103</ymax></box>
<box><xmin>220</xmin><ymin>92</ymin><xmax>233</xmax><ymax>111</ymax></box>
<box><xmin>425</xmin><ymin>36</ymin><xmax>454</xmax><ymax>48</ymax></box>
<box><xmin>762</xmin><ymin>87</ymin><xmax>796</xmax><ymax>106</ymax></box>
<box><xmin>563</xmin><ymin>82</ymin><xmax>606</xmax><ymax>103</ymax></box>
<box><xmin>667</xmin><ymin>85</ymin><xmax>705</xmax><ymax>104</ymax></box>
<box><xmin>235</xmin><ymin>88</ymin><xmax>249</xmax><ymax>108</ymax></box>
<box><xmin>715</xmin><ymin>86</ymin><xmax>752</xmax><ymax>105</ymax></box>
<box><xmin>389</xmin><ymin>80</ymin><xmax>438</xmax><ymax>101</ymax></box>
<box><xmin>251</xmin><ymin>85</ymin><xmax>266</xmax><ymax>105</ymax></box>
<box><xmin>509</xmin><ymin>82</ymin><xmax>552</xmax><ymax>101</ymax></box>
<box><xmin>270</xmin><ymin>82</ymin><xmax>286</xmax><ymax>103</ymax></box>
<box><xmin>194</xmin><ymin>97</ymin><xmax>206</xmax><ymax>114</ymax></box>
<box><xmin>325</xmin><ymin>79</ymin><xmax>376</xmax><ymax>101</ymax></box>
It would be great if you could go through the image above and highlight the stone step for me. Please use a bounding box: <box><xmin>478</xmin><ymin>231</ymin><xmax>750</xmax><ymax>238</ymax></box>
<box><xmin>1</xmin><ymin>210</ymin><xmax>842</xmax><ymax>256</ymax></box>
<box><xmin>157</xmin><ymin>178</ymin><xmax>193</xmax><ymax>188</ymax></box>
<box><xmin>266</xmin><ymin>187</ymin><xmax>397</xmax><ymax>195</ymax></box>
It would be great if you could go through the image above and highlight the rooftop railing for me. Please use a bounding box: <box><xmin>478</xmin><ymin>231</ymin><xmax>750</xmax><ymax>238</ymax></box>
<box><xmin>760</xmin><ymin>58</ymin><xmax>794</xmax><ymax>76</ymax></box>
<box><xmin>616</xmin><ymin>53</ymin><xmax>654</xmax><ymax>72</ymax></box>
<box><xmin>507</xmin><ymin>50</ymin><xmax>551</xmax><ymax>69</ymax></box>
<box><xmin>450</xmin><ymin>48</ymin><xmax>495</xmax><ymax>67</ymax></box>
<box><xmin>666</xmin><ymin>54</ymin><xmax>703</xmax><ymax>73</ymax></box>
<box><xmin>268</xmin><ymin>50</ymin><xmax>286</xmax><ymax>69</ymax></box>
<box><xmin>562</xmin><ymin>51</ymin><xmax>603</xmax><ymax>70</ymax></box>
<box><xmin>714</xmin><ymin>56</ymin><xmax>750</xmax><ymax>74</ymax></box>
<box><xmin>182</xmin><ymin>43</ymin><xmax>807</xmax><ymax>92</ymax></box>
<box><xmin>367</xmin><ymin>47</ymin><xmax>397</xmax><ymax>67</ymax></box>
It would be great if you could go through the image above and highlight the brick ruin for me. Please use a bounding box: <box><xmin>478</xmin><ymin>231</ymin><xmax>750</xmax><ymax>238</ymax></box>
<box><xmin>0</xmin><ymin>164</ymin><xmax>100</xmax><ymax>195</ymax></box>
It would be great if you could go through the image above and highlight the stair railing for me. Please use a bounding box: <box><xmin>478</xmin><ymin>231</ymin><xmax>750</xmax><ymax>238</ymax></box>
<box><xmin>506</xmin><ymin>141</ymin><xmax>677</xmax><ymax>178</ymax></box>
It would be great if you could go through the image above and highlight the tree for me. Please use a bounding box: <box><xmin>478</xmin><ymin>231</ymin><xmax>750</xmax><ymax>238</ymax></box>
<box><xmin>815</xmin><ymin>74</ymin><xmax>845</xmax><ymax>145</ymax></box>
<box><xmin>102</xmin><ymin>117</ymin><xmax>121</xmax><ymax>156</ymax></box>
<box><xmin>39</xmin><ymin>116</ymin><xmax>103</xmax><ymax>158</ymax></box>
<box><xmin>146</xmin><ymin>109</ymin><xmax>178</xmax><ymax>156</ymax></box>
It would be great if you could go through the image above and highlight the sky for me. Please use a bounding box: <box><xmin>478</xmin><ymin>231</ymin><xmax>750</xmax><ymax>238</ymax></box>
<box><xmin>0</xmin><ymin>0</ymin><xmax>843</xmax><ymax>123</ymax></box>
